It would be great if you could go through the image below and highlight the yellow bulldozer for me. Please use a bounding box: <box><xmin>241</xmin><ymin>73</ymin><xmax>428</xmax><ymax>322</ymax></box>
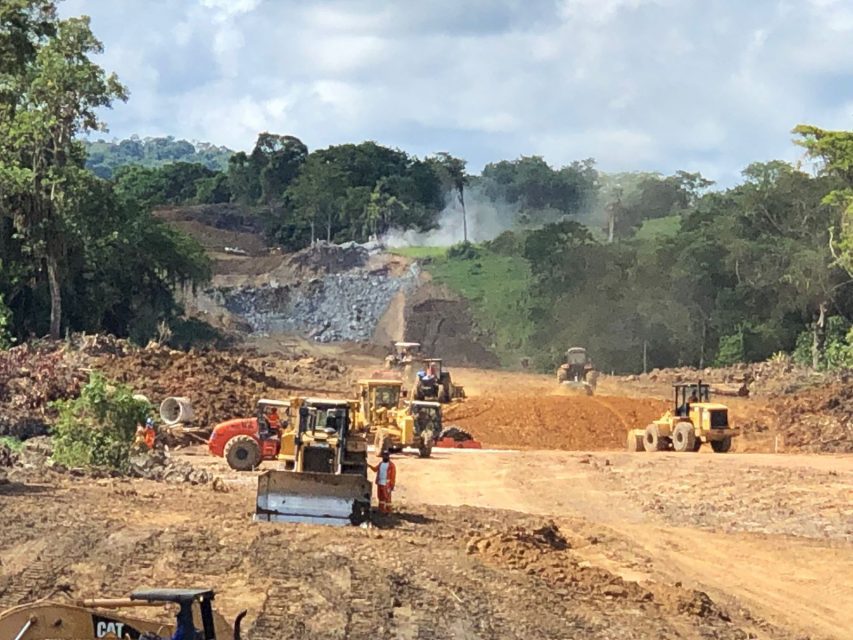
<box><xmin>254</xmin><ymin>397</ymin><xmax>372</xmax><ymax>526</ymax></box>
<box><xmin>627</xmin><ymin>381</ymin><xmax>739</xmax><ymax>453</ymax></box>
<box><xmin>355</xmin><ymin>379</ymin><xmax>441</xmax><ymax>457</ymax></box>
<box><xmin>0</xmin><ymin>588</ymin><xmax>245</xmax><ymax>639</ymax></box>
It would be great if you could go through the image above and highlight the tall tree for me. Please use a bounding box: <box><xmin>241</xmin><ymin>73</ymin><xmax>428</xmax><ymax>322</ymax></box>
<box><xmin>0</xmin><ymin>6</ymin><xmax>126</xmax><ymax>337</ymax></box>
<box><xmin>794</xmin><ymin>124</ymin><xmax>853</xmax><ymax>276</ymax></box>
<box><xmin>433</xmin><ymin>152</ymin><xmax>469</xmax><ymax>243</ymax></box>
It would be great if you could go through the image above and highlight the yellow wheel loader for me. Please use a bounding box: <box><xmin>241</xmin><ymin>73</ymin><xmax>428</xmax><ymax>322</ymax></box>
<box><xmin>627</xmin><ymin>381</ymin><xmax>739</xmax><ymax>453</ymax></box>
<box><xmin>0</xmin><ymin>588</ymin><xmax>245</xmax><ymax>639</ymax></box>
<box><xmin>255</xmin><ymin>398</ymin><xmax>371</xmax><ymax>527</ymax></box>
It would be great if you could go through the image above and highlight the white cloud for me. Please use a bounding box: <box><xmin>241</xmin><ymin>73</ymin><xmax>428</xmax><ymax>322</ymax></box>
<box><xmin>60</xmin><ymin>0</ymin><xmax>853</xmax><ymax>185</ymax></box>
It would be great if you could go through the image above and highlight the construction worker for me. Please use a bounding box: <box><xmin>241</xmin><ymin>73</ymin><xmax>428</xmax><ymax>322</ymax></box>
<box><xmin>267</xmin><ymin>407</ymin><xmax>282</xmax><ymax>431</ymax></box>
<box><xmin>369</xmin><ymin>451</ymin><xmax>396</xmax><ymax>514</ymax></box>
<box><xmin>143</xmin><ymin>418</ymin><xmax>156</xmax><ymax>449</ymax></box>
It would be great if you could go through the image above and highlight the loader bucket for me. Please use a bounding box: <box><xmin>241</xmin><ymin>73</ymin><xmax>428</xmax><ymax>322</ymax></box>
<box><xmin>558</xmin><ymin>381</ymin><xmax>594</xmax><ymax>396</ymax></box>
<box><xmin>254</xmin><ymin>470</ymin><xmax>372</xmax><ymax>526</ymax></box>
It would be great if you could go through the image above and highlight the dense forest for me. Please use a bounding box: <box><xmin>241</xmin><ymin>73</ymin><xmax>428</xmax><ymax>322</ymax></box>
<box><xmin>2</xmin><ymin>1</ymin><xmax>852</xmax><ymax>373</ymax></box>
<box><xmin>84</xmin><ymin>136</ymin><xmax>234</xmax><ymax>178</ymax></box>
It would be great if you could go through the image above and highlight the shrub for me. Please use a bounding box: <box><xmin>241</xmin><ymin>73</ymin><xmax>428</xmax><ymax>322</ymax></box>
<box><xmin>51</xmin><ymin>372</ymin><xmax>150</xmax><ymax>471</ymax></box>
<box><xmin>792</xmin><ymin>316</ymin><xmax>853</xmax><ymax>370</ymax></box>
<box><xmin>447</xmin><ymin>241</ymin><xmax>481</xmax><ymax>260</ymax></box>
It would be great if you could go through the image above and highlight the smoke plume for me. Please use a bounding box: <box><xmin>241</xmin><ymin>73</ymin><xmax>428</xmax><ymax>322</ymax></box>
<box><xmin>382</xmin><ymin>185</ymin><xmax>521</xmax><ymax>248</ymax></box>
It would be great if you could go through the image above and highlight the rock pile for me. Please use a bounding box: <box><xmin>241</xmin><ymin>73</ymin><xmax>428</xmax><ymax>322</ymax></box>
<box><xmin>224</xmin><ymin>265</ymin><xmax>419</xmax><ymax>343</ymax></box>
<box><xmin>287</xmin><ymin>240</ymin><xmax>377</xmax><ymax>274</ymax></box>
<box><xmin>128</xmin><ymin>450</ymin><xmax>213</xmax><ymax>484</ymax></box>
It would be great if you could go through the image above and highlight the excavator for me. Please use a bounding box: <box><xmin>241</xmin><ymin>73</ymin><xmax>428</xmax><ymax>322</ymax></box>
<box><xmin>0</xmin><ymin>588</ymin><xmax>245</xmax><ymax>639</ymax></box>
<box><xmin>254</xmin><ymin>398</ymin><xmax>371</xmax><ymax>526</ymax></box>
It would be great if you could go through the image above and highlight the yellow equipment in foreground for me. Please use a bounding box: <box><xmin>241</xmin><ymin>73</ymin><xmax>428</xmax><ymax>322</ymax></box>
<box><xmin>0</xmin><ymin>588</ymin><xmax>244</xmax><ymax>639</ymax></box>
<box><xmin>255</xmin><ymin>398</ymin><xmax>371</xmax><ymax>526</ymax></box>
<box><xmin>627</xmin><ymin>381</ymin><xmax>739</xmax><ymax>453</ymax></box>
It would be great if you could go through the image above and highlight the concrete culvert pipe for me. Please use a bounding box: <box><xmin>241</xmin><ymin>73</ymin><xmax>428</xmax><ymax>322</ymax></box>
<box><xmin>160</xmin><ymin>397</ymin><xmax>194</xmax><ymax>425</ymax></box>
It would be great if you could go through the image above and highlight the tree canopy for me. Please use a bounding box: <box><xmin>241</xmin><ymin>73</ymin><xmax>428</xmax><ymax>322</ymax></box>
<box><xmin>0</xmin><ymin>1</ymin><xmax>209</xmax><ymax>343</ymax></box>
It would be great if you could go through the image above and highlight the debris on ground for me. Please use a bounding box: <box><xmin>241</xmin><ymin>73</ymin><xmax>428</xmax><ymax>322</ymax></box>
<box><xmin>619</xmin><ymin>359</ymin><xmax>832</xmax><ymax>397</ymax></box>
<box><xmin>772</xmin><ymin>382</ymin><xmax>853</xmax><ymax>453</ymax></box>
<box><xmin>0</xmin><ymin>343</ymin><xmax>88</xmax><ymax>439</ymax></box>
<box><xmin>128</xmin><ymin>450</ymin><xmax>213</xmax><ymax>485</ymax></box>
<box><xmin>0</xmin><ymin>333</ymin><xmax>350</xmax><ymax>447</ymax></box>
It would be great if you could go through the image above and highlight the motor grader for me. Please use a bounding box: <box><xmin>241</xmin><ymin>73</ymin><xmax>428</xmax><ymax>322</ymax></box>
<box><xmin>556</xmin><ymin>346</ymin><xmax>596</xmax><ymax>395</ymax></box>
<box><xmin>627</xmin><ymin>381</ymin><xmax>739</xmax><ymax>453</ymax></box>
<box><xmin>354</xmin><ymin>379</ymin><xmax>439</xmax><ymax>458</ymax></box>
<box><xmin>375</xmin><ymin>400</ymin><xmax>442</xmax><ymax>458</ymax></box>
<box><xmin>0</xmin><ymin>588</ymin><xmax>245</xmax><ymax>639</ymax></box>
<box><xmin>255</xmin><ymin>397</ymin><xmax>371</xmax><ymax>526</ymax></box>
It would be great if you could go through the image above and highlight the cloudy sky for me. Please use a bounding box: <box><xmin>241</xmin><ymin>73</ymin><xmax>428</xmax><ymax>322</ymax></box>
<box><xmin>60</xmin><ymin>0</ymin><xmax>853</xmax><ymax>184</ymax></box>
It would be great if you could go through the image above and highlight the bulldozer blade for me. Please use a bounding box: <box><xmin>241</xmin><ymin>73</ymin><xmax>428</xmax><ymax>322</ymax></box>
<box><xmin>255</xmin><ymin>470</ymin><xmax>372</xmax><ymax>526</ymax></box>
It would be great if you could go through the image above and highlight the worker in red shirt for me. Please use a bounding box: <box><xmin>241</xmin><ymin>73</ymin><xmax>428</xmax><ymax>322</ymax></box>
<box><xmin>369</xmin><ymin>451</ymin><xmax>396</xmax><ymax>514</ymax></box>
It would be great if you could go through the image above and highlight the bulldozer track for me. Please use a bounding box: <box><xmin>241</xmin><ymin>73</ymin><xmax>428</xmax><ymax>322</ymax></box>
<box><xmin>249</xmin><ymin>578</ymin><xmax>304</xmax><ymax>640</ymax></box>
<box><xmin>344</xmin><ymin>560</ymin><xmax>394</xmax><ymax>640</ymax></box>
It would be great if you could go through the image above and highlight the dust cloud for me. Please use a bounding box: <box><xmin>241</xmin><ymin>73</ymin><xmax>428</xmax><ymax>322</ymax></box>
<box><xmin>382</xmin><ymin>185</ymin><xmax>520</xmax><ymax>247</ymax></box>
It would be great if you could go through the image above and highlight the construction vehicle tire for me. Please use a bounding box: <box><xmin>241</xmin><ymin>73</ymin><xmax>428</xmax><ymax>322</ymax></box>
<box><xmin>439</xmin><ymin>384</ymin><xmax>451</xmax><ymax>403</ymax></box>
<box><xmin>693</xmin><ymin>438</ymin><xmax>702</xmax><ymax>452</ymax></box>
<box><xmin>672</xmin><ymin>422</ymin><xmax>696</xmax><ymax>452</ymax></box>
<box><xmin>557</xmin><ymin>367</ymin><xmax>568</xmax><ymax>383</ymax></box>
<box><xmin>224</xmin><ymin>435</ymin><xmax>261</xmax><ymax>471</ymax></box>
<box><xmin>626</xmin><ymin>432</ymin><xmax>644</xmax><ymax>452</ymax></box>
<box><xmin>643</xmin><ymin>424</ymin><xmax>666</xmax><ymax>452</ymax></box>
<box><xmin>711</xmin><ymin>437</ymin><xmax>732</xmax><ymax>453</ymax></box>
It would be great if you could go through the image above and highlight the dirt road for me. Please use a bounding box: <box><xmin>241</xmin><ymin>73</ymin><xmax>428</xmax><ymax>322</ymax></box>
<box><xmin>1</xmin><ymin>353</ymin><xmax>851</xmax><ymax>639</ymax></box>
<box><xmin>393</xmin><ymin>448</ymin><xmax>853</xmax><ymax>640</ymax></box>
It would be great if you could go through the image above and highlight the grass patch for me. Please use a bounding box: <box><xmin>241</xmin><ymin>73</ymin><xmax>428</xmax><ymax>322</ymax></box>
<box><xmin>420</xmin><ymin>246</ymin><xmax>532</xmax><ymax>367</ymax></box>
<box><xmin>0</xmin><ymin>436</ymin><xmax>24</xmax><ymax>452</ymax></box>
<box><xmin>388</xmin><ymin>246</ymin><xmax>447</xmax><ymax>260</ymax></box>
<box><xmin>634</xmin><ymin>215</ymin><xmax>681</xmax><ymax>241</ymax></box>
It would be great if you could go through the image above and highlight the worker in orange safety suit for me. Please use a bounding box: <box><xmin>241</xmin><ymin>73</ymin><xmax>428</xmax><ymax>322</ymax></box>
<box><xmin>369</xmin><ymin>451</ymin><xmax>396</xmax><ymax>514</ymax></box>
